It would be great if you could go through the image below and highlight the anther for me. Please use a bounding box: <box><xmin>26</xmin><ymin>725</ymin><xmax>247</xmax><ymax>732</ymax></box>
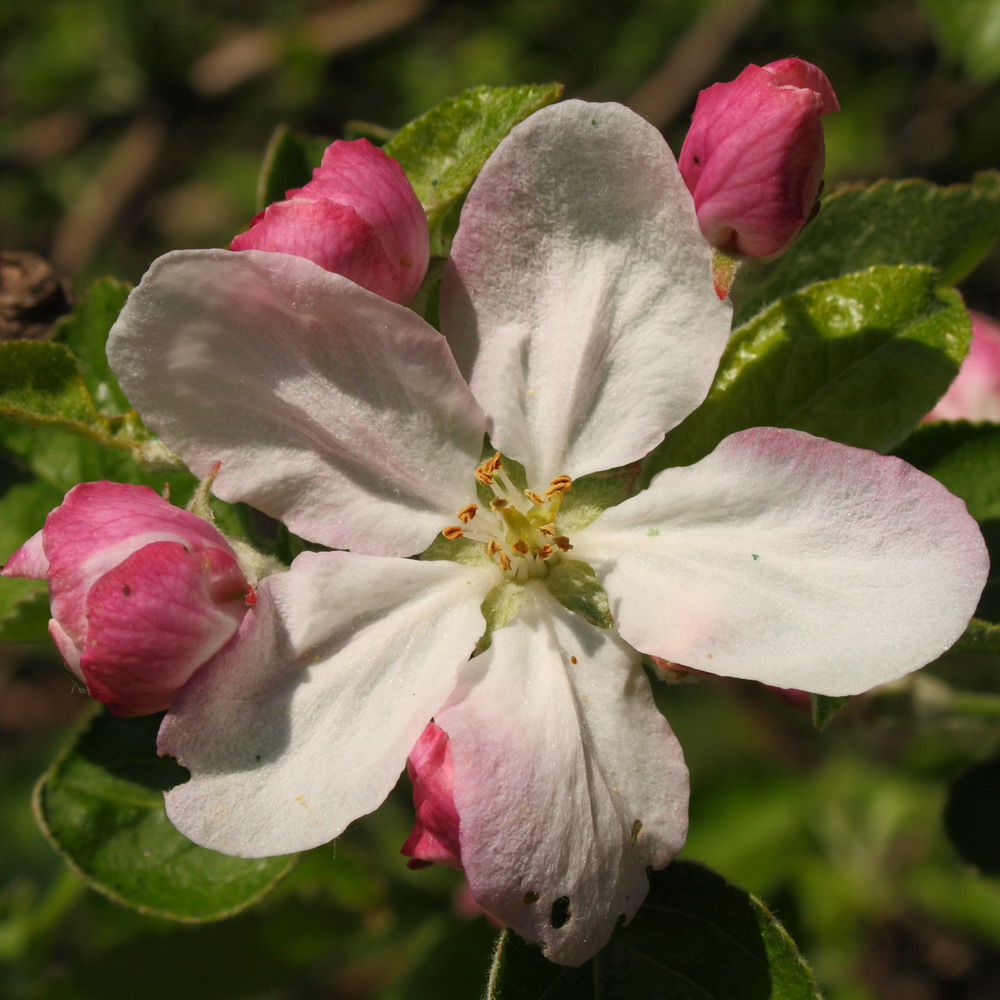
<box><xmin>442</xmin><ymin>526</ymin><xmax>464</xmax><ymax>540</ymax></box>
<box><xmin>537</xmin><ymin>544</ymin><xmax>554</xmax><ymax>559</ymax></box>
<box><xmin>490</xmin><ymin>498</ymin><xmax>509</xmax><ymax>511</ymax></box>
<box><xmin>485</xmin><ymin>540</ymin><xmax>500</xmax><ymax>557</ymax></box>
<box><xmin>512</xmin><ymin>540</ymin><xmax>530</xmax><ymax>555</ymax></box>
<box><xmin>545</xmin><ymin>475</ymin><xmax>572</xmax><ymax>495</ymax></box>
<box><xmin>497</xmin><ymin>551</ymin><xmax>512</xmax><ymax>572</ymax></box>
<box><xmin>554</xmin><ymin>536</ymin><xmax>573</xmax><ymax>551</ymax></box>
<box><xmin>524</xmin><ymin>489</ymin><xmax>546</xmax><ymax>505</ymax></box>
<box><xmin>457</xmin><ymin>504</ymin><xmax>478</xmax><ymax>523</ymax></box>
<box><xmin>539</xmin><ymin>524</ymin><xmax>555</xmax><ymax>537</ymax></box>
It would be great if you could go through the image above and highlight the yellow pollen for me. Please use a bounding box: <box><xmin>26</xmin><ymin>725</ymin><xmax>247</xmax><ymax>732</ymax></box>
<box><xmin>546</xmin><ymin>475</ymin><xmax>572</xmax><ymax>495</ymax></box>
<box><xmin>442</xmin><ymin>525</ymin><xmax>464</xmax><ymax>539</ymax></box>
<box><xmin>539</xmin><ymin>523</ymin><xmax>555</xmax><ymax>537</ymax></box>
<box><xmin>475</xmin><ymin>452</ymin><xmax>502</xmax><ymax>484</ymax></box>
<box><xmin>457</xmin><ymin>504</ymin><xmax>478</xmax><ymax>523</ymax></box>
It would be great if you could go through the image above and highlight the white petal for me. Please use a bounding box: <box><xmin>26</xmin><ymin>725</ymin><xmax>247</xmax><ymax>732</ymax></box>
<box><xmin>160</xmin><ymin>551</ymin><xmax>496</xmax><ymax>856</ymax></box>
<box><xmin>574</xmin><ymin>427</ymin><xmax>988</xmax><ymax>695</ymax></box>
<box><xmin>440</xmin><ymin>100</ymin><xmax>731</xmax><ymax>485</ymax></box>
<box><xmin>437</xmin><ymin>583</ymin><xmax>688</xmax><ymax>966</ymax></box>
<box><xmin>108</xmin><ymin>250</ymin><xmax>487</xmax><ymax>556</ymax></box>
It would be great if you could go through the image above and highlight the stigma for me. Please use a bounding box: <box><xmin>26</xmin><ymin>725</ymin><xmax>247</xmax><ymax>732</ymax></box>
<box><xmin>442</xmin><ymin>453</ymin><xmax>573</xmax><ymax>581</ymax></box>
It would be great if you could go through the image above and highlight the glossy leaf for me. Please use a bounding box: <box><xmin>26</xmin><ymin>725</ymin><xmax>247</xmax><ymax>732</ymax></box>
<box><xmin>732</xmin><ymin>173</ymin><xmax>1000</xmax><ymax>325</ymax></box>
<box><xmin>383</xmin><ymin>83</ymin><xmax>563</xmax><ymax>252</ymax></box>
<box><xmin>648</xmin><ymin>266</ymin><xmax>969</xmax><ymax>475</ymax></box>
<box><xmin>486</xmin><ymin>860</ymin><xmax>822</xmax><ymax>999</ymax></box>
<box><xmin>34</xmin><ymin>709</ymin><xmax>295</xmax><ymax>921</ymax></box>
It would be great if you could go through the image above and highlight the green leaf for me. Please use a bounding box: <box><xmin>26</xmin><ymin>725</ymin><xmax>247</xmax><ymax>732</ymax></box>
<box><xmin>255</xmin><ymin>124</ymin><xmax>332</xmax><ymax>213</ymax></box>
<box><xmin>34</xmin><ymin>709</ymin><xmax>295</xmax><ymax>921</ymax></box>
<box><xmin>894</xmin><ymin>422</ymin><xmax>1000</xmax><ymax>621</ymax></box>
<box><xmin>486</xmin><ymin>860</ymin><xmax>822</xmax><ymax>999</ymax></box>
<box><xmin>732</xmin><ymin>173</ymin><xmax>1000</xmax><ymax>325</ymax></box>
<box><xmin>383</xmin><ymin>83</ymin><xmax>563</xmax><ymax>253</ymax></box>
<box><xmin>0</xmin><ymin>341</ymin><xmax>150</xmax><ymax>455</ymax></box>
<box><xmin>53</xmin><ymin>277</ymin><xmax>133</xmax><ymax>418</ymax></box>
<box><xmin>894</xmin><ymin>421</ymin><xmax>1000</xmax><ymax>522</ymax></box>
<box><xmin>944</xmin><ymin>754</ymin><xmax>1000</xmax><ymax>878</ymax></box>
<box><xmin>920</xmin><ymin>0</ymin><xmax>1000</xmax><ymax>82</ymax></box>
<box><xmin>648</xmin><ymin>266</ymin><xmax>969</xmax><ymax>475</ymax></box>
<box><xmin>811</xmin><ymin>694</ymin><xmax>850</xmax><ymax>730</ymax></box>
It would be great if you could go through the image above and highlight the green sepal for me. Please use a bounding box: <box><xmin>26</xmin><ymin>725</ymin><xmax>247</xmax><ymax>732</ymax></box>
<box><xmin>811</xmin><ymin>694</ymin><xmax>850</xmax><ymax>730</ymax></box>
<box><xmin>557</xmin><ymin>465</ymin><xmax>640</xmax><ymax>534</ymax></box>
<box><xmin>485</xmin><ymin>860</ymin><xmax>823</xmax><ymax>999</ymax></box>
<box><xmin>732</xmin><ymin>172</ymin><xmax>1000</xmax><ymax>325</ymax></box>
<box><xmin>474</xmin><ymin>578</ymin><xmax>525</xmax><ymax>656</ymax></box>
<box><xmin>546</xmin><ymin>558</ymin><xmax>613</xmax><ymax>630</ymax></box>
<box><xmin>647</xmin><ymin>265</ymin><xmax>970</xmax><ymax>477</ymax></box>
<box><xmin>383</xmin><ymin>83</ymin><xmax>563</xmax><ymax>254</ymax></box>
<box><xmin>34</xmin><ymin>708</ymin><xmax>296</xmax><ymax>921</ymax></box>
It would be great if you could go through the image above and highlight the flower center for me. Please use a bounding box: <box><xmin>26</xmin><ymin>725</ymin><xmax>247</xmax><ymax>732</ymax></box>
<box><xmin>441</xmin><ymin>452</ymin><xmax>573</xmax><ymax>581</ymax></box>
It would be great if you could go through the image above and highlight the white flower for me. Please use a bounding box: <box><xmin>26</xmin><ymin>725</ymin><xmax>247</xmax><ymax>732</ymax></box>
<box><xmin>106</xmin><ymin>101</ymin><xmax>987</xmax><ymax>965</ymax></box>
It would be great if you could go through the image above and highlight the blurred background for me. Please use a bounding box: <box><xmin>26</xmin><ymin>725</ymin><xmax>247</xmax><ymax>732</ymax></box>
<box><xmin>2</xmin><ymin>1</ymin><xmax>1000</xmax><ymax>997</ymax></box>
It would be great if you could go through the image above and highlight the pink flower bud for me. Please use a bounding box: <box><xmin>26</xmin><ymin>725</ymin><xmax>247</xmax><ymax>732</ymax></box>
<box><xmin>678</xmin><ymin>58</ymin><xmax>839</xmax><ymax>258</ymax></box>
<box><xmin>231</xmin><ymin>139</ymin><xmax>429</xmax><ymax>304</ymax></box>
<box><xmin>400</xmin><ymin>722</ymin><xmax>463</xmax><ymax>870</ymax></box>
<box><xmin>2</xmin><ymin>482</ymin><xmax>249</xmax><ymax>717</ymax></box>
<box><xmin>925</xmin><ymin>311</ymin><xmax>1000</xmax><ymax>422</ymax></box>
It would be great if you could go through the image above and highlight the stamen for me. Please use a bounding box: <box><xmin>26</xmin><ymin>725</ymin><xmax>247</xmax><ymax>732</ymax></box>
<box><xmin>539</xmin><ymin>523</ymin><xmax>556</xmax><ymax>537</ymax></box>
<box><xmin>554</xmin><ymin>536</ymin><xmax>573</xmax><ymax>551</ymax></box>
<box><xmin>485</xmin><ymin>540</ymin><xmax>500</xmax><ymax>558</ymax></box>
<box><xmin>490</xmin><ymin>498</ymin><xmax>510</xmax><ymax>511</ymax></box>
<box><xmin>512</xmin><ymin>540</ymin><xmax>530</xmax><ymax>555</ymax></box>
<box><xmin>545</xmin><ymin>475</ymin><xmax>572</xmax><ymax>495</ymax></box>
<box><xmin>524</xmin><ymin>489</ymin><xmax>546</xmax><ymax>505</ymax></box>
<box><xmin>457</xmin><ymin>504</ymin><xmax>478</xmax><ymax>523</ymax></box>
<box><xmin>497</xmin><ymin>551</ymin><xmax>512</xmax><ymax>572</ymax></box>
<box><xmin>475</xmin><ymin>452</ymin><xmax>502</xmax><ymax>485</ymax></box>
<box><xmin>442</xmin><ymin>526</ymin><xmax>464</xmax><ymax>539</ymax></box>
<box><xmin>536</xmin><ymin>544</ymin><xmax>554</xmax><ymax>560</ymax></box>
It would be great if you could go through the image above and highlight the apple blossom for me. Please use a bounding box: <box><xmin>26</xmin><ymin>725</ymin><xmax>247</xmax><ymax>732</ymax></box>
<box><xmin>1</xmin><ymin>482</ymin><xmax>250</xmax><ymax>717</ymax></box>
<box><xmin>106</xmin><ymin>100</ymin><xmax>985</xmax><ymax>965</ymax></box>
<box><xmin>231</xmin><ymin>139</ymin><xmax>429</xmax><ymax>304</ymax></box>
<box><xmin>925</xmin><ymin>310</ymin><xmax>1000</xmax><ymax>422</ymax></box>
<box><xmin>678</xmin><ymin>58</ymin><xmax>839</xmax><ymax>259</ymax></box>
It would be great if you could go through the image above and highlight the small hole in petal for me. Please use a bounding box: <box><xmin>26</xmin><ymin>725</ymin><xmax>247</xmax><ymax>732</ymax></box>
<box><xmin>121</xmin><ymin>585</ymin><xmax>131</xmax><ymax>596</ymax></box>
<box><xmin>523</xmin><ymin>891</ymin><xmax>539</xmax><ymax>904</ymax></box>
<box><xmin>550</xmin><ymin>896</ymin><xmax>571</xmax><ymax>928</ymax></box>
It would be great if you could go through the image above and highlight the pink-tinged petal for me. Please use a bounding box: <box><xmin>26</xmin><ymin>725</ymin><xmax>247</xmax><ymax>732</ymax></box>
<box><xmin>161</xmin><ymin>551</ymin><xmax>496</xmax><ymax>857</ymax></box>
<box><xmin>926</xmin><ymin>311</ymin><xmax>1000</xmax><ymax>422</ymax></box>
<box><xmin>232</xmin><ymin>200</ymin><xmax>403</xmax><ymax>300</ymax></box>
<box><xmin>43</xmin><ymin>481</ymin><xmax>242</xmax><ymax>650</ymax></box>
<box><xmin>108</xmin><ymin>250</ymin><xmax>487</xmax><ymax>557</ymax></box>
<box><xmin>436</xmin><ymin>584</ymin><xmax>688</xmax><ymax>966</ymax></box>
<box><xmin>574</xmin><ymin>427</ymin><xmax>987</xmax><ymax>695</ymax></box>
<box><xmin>678</xmin><ymin>59</ymin><xmax>837</xmax><ymax>258</ymax></box>
<box><xmin>401</xmin><ymin>722</ymin><xmax>463</xmax><ymax>870</ymax></box>
<box><xmin>81</xmin><ymin>541</ymin><xmax>247</xmax><ymax>717</ymax></box>
<box><xmin>1</xmin><ymin>529</ymin><xmax>48</xmax><ymax>579</ymax></box>
<box><xmin>232</xmin><ymin>139</ymin><xmax>428</xmax><ymax>305</ymax></box>
<box><xmin>441</xmin><ymin>100</ymin><xmax>730</xmax><ymax>485</ymax></box>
